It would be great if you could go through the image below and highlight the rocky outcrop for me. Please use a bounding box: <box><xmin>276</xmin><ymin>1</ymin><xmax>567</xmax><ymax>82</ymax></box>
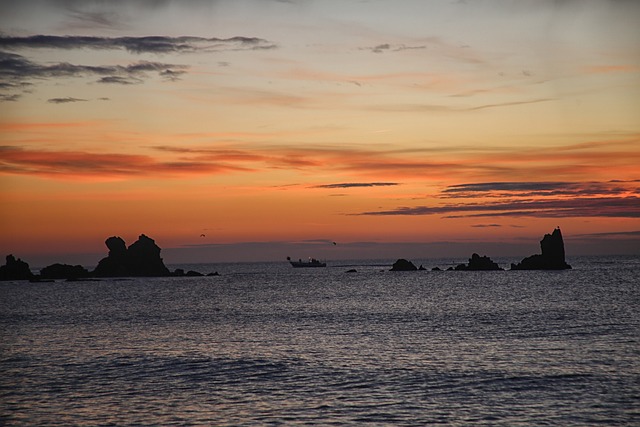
<box><xmin>93</xmin><ymin>234</ymin><xmax>170</xmax><ymax>277</ymax></box>
<box><xmin>390</xmin><ymin>259</ymin><xmax>418</xmax><ymax>271</ymax></box>
<box><xmin>454</xmin><ymin>253</ymin><xmax>503</xmax><ymax>271</ymax></box>
<box><xmin>0</xmin><ymin>255</ymin><xmax>34</xmax><ymax>281</ymax></box>
<box><xmin>511</xmin><ymin>227</ymin><xmax>571</xmax><ymax>270</ymax></box>
<box><xmin>40</xmin><ymin>263</ymin><xmax>90</xmax><ymax>280</ymax></box>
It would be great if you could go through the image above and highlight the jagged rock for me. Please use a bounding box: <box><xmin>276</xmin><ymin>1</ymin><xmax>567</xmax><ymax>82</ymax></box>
<box><xmin>511</xmin><ymin>227</ymin><xmax>571</xmax><ymax>270</ymax></box>
<box><xmin>455</xmin><ymin>253</ymin><xmax>502</xmax><ymax>271</ymax></box>
<box><xmin>40</xmin><ymin>263</ymin><xmax>89</xmax><ymax>280</ymax></box>
<box><xmin>390</xmin><ymin>259</ymin><xmax>417</xmax><ymax>271</ymax></box>
<box><xmin>0</xmin><ymin>255</ymin><xmax>34</xmax><ymax>281</ymax></box>
<box><xmin>93</xmin><ymin>234</ymin><xmax>170</xmax><ymax>277</ymax></box>
<box><xmin>432</xmin><ymin>267</ymin><xmax>442</xmax><ymax>271</ymax></box>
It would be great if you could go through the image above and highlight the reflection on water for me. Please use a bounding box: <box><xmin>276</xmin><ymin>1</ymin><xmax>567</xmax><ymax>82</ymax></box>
<box><xmin>1</xmin><ymin>257</ymin><xmax>638</xmax><ymax>426</ymax></box>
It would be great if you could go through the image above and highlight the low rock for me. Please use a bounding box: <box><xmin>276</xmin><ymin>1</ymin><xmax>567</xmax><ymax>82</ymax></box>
<box><xmin>455</xmin><ymin>253</ymin><xmax>502</xmax><ymax>271</ymax></box>
<box><xmin>390</xmin><ymin>259</ymin><xmax>418</xmax><ymax>271</ymax></box>
<box><xmin>40</xmin><ymin>263</ymin><xmax>90</xmax><ymax>280</ymax></box>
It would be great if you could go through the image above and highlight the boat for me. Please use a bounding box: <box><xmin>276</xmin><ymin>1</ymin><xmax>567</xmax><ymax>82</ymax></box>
<box><xmin>287</xmin><ymin>256</ymin><xmax>326</xmax><ymax>268</ymax></box>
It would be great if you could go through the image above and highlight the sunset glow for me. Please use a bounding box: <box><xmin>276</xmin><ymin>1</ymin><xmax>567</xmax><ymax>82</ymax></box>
<box><xmin>1</xmin><ymin>0</ymin><xmax>639</xmax><ymax>265</ymax></box>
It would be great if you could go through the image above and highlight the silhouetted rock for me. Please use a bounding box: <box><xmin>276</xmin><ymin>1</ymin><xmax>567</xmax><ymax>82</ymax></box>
<box><xmin>432</xmin><ymin>267</ymin><xmax>442</xmax><ymax>271</ymax></box>
<box><xmin>0</xmin><ymin>255</ymin><xmax>34</xmax><ymax>281</ymax></box>
<box><xmin>511</xmin><ymin>227</ymin><xmax>571</xmax><ymax>270</ymax></box>
<box><xmin>454</xmin><ymin>253</ymin><xmax>502</xmax><ymax>271</ymax></box>
<box><xmin>346</xmin><ymin>268</ymin><xmax>357</xmax><ymax>273</ymax></box>
<box><xmin>185</xmin><ymin>270</ymin><xmax>204</xmax><ymax>277</ymax></box>
<box><xmin>207</xmin><ymin>272</ymin><xmax>220</xmax><ymax>276</ymax></box>
<box><xmin>390</xmin><ymin>259</ymin><xmax>417</xmax><ymax>271</ymax></box>
<box><xmin>93</xmin><ymin>234</ymin><xmax>170</xmax><ymax>277</ymax></box>
<box><xmin>40</xmin><ymin>263</ymin><xmax>90</xmax><ymax>280</ymax></box>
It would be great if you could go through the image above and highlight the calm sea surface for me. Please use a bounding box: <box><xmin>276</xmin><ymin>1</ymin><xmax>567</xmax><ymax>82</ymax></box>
<box><xmin>1</xmin><ymin>256</ymin><xmax>638</xmax><ymax>426</ymax></box>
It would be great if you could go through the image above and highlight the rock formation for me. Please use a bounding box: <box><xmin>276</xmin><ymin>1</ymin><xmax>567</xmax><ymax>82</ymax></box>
<box><xmin>0</xmin><ymin>255</ymin><xmax>34</xmax><ymax>281</ymax></box>
<box><xmin>511</xmin><ymin>227</ymin><xmax>571</xmax><ymax>270</ymax></box>
<box><xmin>93</xmin><ymin>234</ymin><xmax>170</xmax><ymax>277</ymax></box>
<box><xmin>40</xmin><ymin>263</ymin><xmax>90</xmax><ymax>280</ymax></box>
<box><xmin>390</xmin><ymin>259</ymin><xmax>418</xmax><ymax>271</ymax></box>
<box><xmin>454</xmin><ymin>253</ymin><xmax>503</xmax><ymax>271</ymax></box>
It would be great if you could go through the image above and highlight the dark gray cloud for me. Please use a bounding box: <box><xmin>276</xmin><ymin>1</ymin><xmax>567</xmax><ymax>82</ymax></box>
<box><xmin>0</xmin><ymin>33</ymin><xmax>276</xmax><ymax>100</ymax></box>
<box><xmin>363</xmin><ymin>43</ymin><xmax>427</xmax><ymax>54</ymax></box>
<box><xmin>313</xmin><ymin>182</ymin><xmax>399</xmax><ymax>189</ymax></box>
<box><xmin>358</xmin><ymin>196</ymin><xmax>640</xmax><ymax>218</ymax></box>
<box><xmin>0</xmin><ymin>93</ymin><xmax>20</xmax><ymax>101</ymax></box>
<box><xmin>0</xmin><ymin>35</ymin><xmax>276</xmax><ymax>54</ymax></box>
<box><xmin>47</xmin><ymin>97</ymin><xmax>87</xmax><ymax>103</ymax></box>
<box><xmin>97</xmin><ymin>76</ymin><xmax>141</xmax><ymax>85</ymax></box>
<box><xmin>358</xmin><ymin>180</ymin><xmax>639</xmax><ymax>219</ymax></box>
<box><xmin>442</xmin><ymin>181</ymin><xmax>635</xmax><ymax>198</ymax></box>
<box><xmin>0</xmin><ymin>50</ymin><xmax>189</xmax><ymax>99</ymax></box>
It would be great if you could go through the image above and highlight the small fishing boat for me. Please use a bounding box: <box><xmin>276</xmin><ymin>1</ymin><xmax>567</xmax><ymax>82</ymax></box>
<box><xmin>287</xmin><ymin>257</ymin><xmax>326</xmax><ymax>268</ymax></box>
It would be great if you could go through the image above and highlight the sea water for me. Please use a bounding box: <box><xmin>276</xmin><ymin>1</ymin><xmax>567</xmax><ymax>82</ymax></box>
<box><xmin>1</xmin><ymin>256</ymin><xmax>638</xmax><ymax>426</ymax></box>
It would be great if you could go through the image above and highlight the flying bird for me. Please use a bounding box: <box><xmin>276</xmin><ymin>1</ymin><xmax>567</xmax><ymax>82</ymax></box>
<box><xmin>200</xmin><ymin>234</ymin><xmax>206</xmax><ymax>237</ymax></box>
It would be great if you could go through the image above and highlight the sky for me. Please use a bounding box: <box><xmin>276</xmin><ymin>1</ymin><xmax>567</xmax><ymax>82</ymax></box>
<box><xmin>1</xmin><ymin>0</ymin><xmax>639</xmax><ymax>266</ymax></box>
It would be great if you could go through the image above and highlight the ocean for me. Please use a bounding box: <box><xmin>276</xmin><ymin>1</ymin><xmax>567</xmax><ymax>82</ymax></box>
<box><xmin>1</xmin><ymin>256</ymin><xmax>638</xmax><ymax>426</ymax></box>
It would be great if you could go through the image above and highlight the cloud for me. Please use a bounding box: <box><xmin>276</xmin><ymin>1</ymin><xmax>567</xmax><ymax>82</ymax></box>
<box><xmin>0</xmin><ymin>51</ymin><xmax>189</xmax><ymax>98</ymax></box>
<box><xmin>0</xmin><ymin>93</ymin><xmax>20</xmax><ymax>102</ymax></box>
<box><xmin>358</xmin><ymin>179</ymin><xmax>640</xmax><ymax>219</ymax></box>
<box><xmin>0</xmin><ymin>33</ymin><xmax>275</xmax><ymax>99</ymax></box>
<box><xmin>441</xmin><ymin>181</ymin><xmax>635</xmax><ymax>198</ymax></box>
<box><xmin>369</xmin><ymin>98</ymin><xmax>556</xmax><ymax>113</ymax></box>
<box><xmin>573</xmin><ymin>230</ymin><xmax>640</xmax><ymax>239</ymax></box>
<box><xmin>47</xmin><ymin>97</ymin><xmax>88</xmax><ymax>103</ymax></box>
<box><xmin>0</xmin><ymin>35</ymin><xmax>276</xmax><ymax>54</ymax></box>
<box><xmin>0</xmin><ymin>146</ymin><xmax>250</xmax><ymax>180</ymax></box>
<box><xmin>313</xmin><ymin>182</ymin><xmax>399</xmax><ymax>189</ymax></box>
<box><xmin>97</xmin><ymin>76</ymin><xmax>142</xmax><ymax>85</ymax></box>
<box><xmin>358</xmin><ymin>196</ymin><xmax>640</xmax><ymax>218</ymax></box>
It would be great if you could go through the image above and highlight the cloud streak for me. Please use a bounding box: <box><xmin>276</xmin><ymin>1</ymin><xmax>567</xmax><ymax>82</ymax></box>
<box><xmin>0</xmin><ymin>146</ymin><xmax>250</xmax><ymax>180</ymax></box>
<box><xmin>0</xmin><ymin>51</ymin><xmax>189</xmax><ymax>99</ymax></box>
<box><xmin>313</xmin><ymin>182</ymin><xmax>399</xmax><ymax>189</ymax></box>
<box><xmin>0</xmin><ymin>35</ymin><xmax>276</xmax><ymax>54</ymax></box>
<box><xmin>0</xmin><ymin>33</ymin><xmax>276</xmax><ymax>100</ymax></box>
<box><xmin>359</xmin><ymin>180</ymin><xmax>640</xmax><ymax>219</ymax></box>
<box><xmin>47</xmin><ymin>97</ymin><xmax>87</xmax><ymax>103</ymax></box>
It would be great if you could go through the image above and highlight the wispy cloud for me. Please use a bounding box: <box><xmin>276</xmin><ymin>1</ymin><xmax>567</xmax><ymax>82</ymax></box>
<box><xmin>441</xmin><ymin>180</ymin><xmax>636</xmax><ymax>198</ymax></box>
<box><xmin>47</xmin><ymin>97</ymin><xmax>87</xmax><ymax>104</ymax></box>
<box><xmin>0</xmin><ymin>51</ymin><xmax>189</xmax><ymax>99</ymax></box>
<box><xmin>0</xmin><ymin>146</ymin><xmax>250</xmax><ymax>180</ymax></box>
<box><xmin>0</xmin><ymin>33</ymin><xmax>276</xmax><ymax>100</ymax></box>
<box><xmin>312</xmin><ymin>182</ymin><xmax>399</xmax><ymax>189</ymax></box>
<box><xmin>362</xmin><ymin>43</ymin><xmax>427</xmax><ymax>54</ymax></box>
<box><xmin>359</xmin><ymin>196</ymin><xmax>640</xmax><ymax>218</ymax></box>
<box><xmin>358</xmin><ymin>180</ymin><xmax>640</xmax><ymax>219</ymax></box>
<box><xmin>0</xmin><ymin>35</ymin><xmax>276</xmax><ymax>54</ymax></box>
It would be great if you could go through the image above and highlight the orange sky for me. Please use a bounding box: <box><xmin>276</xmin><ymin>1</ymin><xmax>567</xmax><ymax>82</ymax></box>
<box><xmin>1</xmin><ymin>0</ymin><xmax>639</xmax><ymax>265</ymax></box>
